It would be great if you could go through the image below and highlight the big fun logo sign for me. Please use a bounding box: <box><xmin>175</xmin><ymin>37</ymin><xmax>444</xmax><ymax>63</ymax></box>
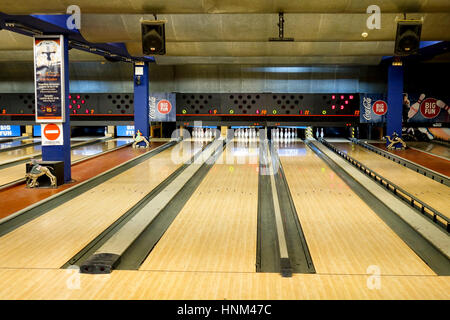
<box><xmin>372</xmin><ymin>100</ymin><xmax>388</xmax><ymax>116</ymax></box>
<box><xmin>420</xmin><ymin>98</ymin><xmax>440</xmax><ymax>119</ymax></box>
<box><xmin>157</xmin><ymin>100</ymin><xmax>172</xmax><ymax>114</ymax></box>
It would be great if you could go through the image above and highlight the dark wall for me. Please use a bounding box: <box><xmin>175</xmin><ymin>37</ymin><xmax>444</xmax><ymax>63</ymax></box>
<box><xmin>404</xmin><ymin>63</ymin><xmax>450</xmax><ymax>95</ymax></box>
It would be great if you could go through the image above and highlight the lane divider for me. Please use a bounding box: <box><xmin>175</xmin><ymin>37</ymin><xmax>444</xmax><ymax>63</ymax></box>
<box><xmin>79</xmin><ymin>138</ymin><xmax>227</xmax><ymax>274</ymax></box>
<box><xmin>260</xmin><ymin>137</ymin><xmax>292</xmax><ymax>277</ymax></box>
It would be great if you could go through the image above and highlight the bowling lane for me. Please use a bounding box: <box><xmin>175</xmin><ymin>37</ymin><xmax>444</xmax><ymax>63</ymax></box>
<box><xmin>0</xmin><ymin>143</ymin><xmax>42</xmax><ymax>164</ymax></box>
<box><xmin>406</xmin><ymin>142</ymin><xmax>450</xmax><ymax>160</ymax></box>
<box><xmin>139</xmin><ymin>138</ymin><xmax>259</xmax><ymax>273</ymax></box>
<box><xmin>331</xmin><ymin>142</ymin><xmax>450</xmax><ymax>219</ymax></box>
<box><xmin>0</xmin><ymin>138</ymin><xmax>40</xmax><ymax>151</ymax></box>
<box><xmin>70</xmin><ymin>138</ymin><xmax>133</xmax><ymax>162</ymax></box>
<box><xmin>0</xmin><ymin>137</ymin><xmax>97</xmax><ymax>165</ymax></box>
<box><xmin>0</xmin><ymin>140</ymin><xmax>201</xmax><ymax>269</ymax></box>
<box><xmin>279</xmin><ymin>141</ymin><xmax>434</xmax><ymax>276</ymax></box>
<box><xmin>0</xmin><ymin>138</ymin><xmax>131</xmax><ymax>187</ymax></box>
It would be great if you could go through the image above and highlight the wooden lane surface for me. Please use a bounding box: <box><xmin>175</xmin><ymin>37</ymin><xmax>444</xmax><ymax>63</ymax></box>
<box><xmin>0</xmin><ymin>138</ymin><xmax>100</xmax><ymax>165</ymax></box>
<box><xmin>139</xmin><ymin>139</ymin><xmax>259</xmax><ymax>273</ymax></box>
<box><xmin>0</xmin><ymin>138</ymin><xmax>37</xmax><ymax>150</ymax></box>
<box><xmin>0</xmin><ymin>144</ymin><xmax>41</xmax><ymax>163</ymax></box>
<box><xmin>279</xmin><ymin>142</ymin><xmax>435</xmax><ymax>276</ymax></box>
<box><xmin>0</xmin><ymin>269</ymin><xmax>447</xmax><ymax>299</ymax></box>
<box><xmin>333</xmin><ymin>142</ymin><xmax>450</xmax><ymax>219</ymax></box>
<box><xmin>407</xmin><ymin>142</ymin><xmax>450</xmax><ymax>160</ymax></box>
<box><xmin>0</xmin><ymin>139</ymin><xmax>132</xmax><ymax>187</ymax></box>
<box><xmin>0</xmin><ymin>141</ymin><xmax>198</xmax><ymax>269</ymax></box>
<box><xmin>370</xmin><ymin>142</ymin><xmax>450</xmax><ymax>176</ymax></box>
<box><xmin>69</xmin><ymin>138</ymin><xmax>133</xmax><ymax>162</ymax></box>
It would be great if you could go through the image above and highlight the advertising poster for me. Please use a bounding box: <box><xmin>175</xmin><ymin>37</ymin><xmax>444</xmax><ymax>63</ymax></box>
<box><xmin>0</xmin><ymin>125</ymin><xmax>21</xmax><ymax>137</ymax></box>
<box><xmin>359</xmin><ymin>94</ymin><xmax>388</xmax><ymax>123</ymax></box>
<box><xmin>34</xmin><ymin>35</ymin><xmax>65</xmax><ymax>123</ymax></box>
<box><xmin>403</xmin><ymin>93</ymin><xmax>450</xmax><ymax>124</ymax></box>
<box><xmin>149</xmin><ymin>93</ymin><xmax>176</xmax><ymax>122</ymax></box>
<box><xmin>117</xmin><ymin>125</ymin><xmax>135</xmax><ymax>137</ymax></box>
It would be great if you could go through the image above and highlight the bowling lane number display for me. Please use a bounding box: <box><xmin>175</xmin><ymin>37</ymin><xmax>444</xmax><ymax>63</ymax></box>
<box><xmin>34</xmin><ymin>35</ymin><xmax>65</xmax><ymax>123</ymax></box>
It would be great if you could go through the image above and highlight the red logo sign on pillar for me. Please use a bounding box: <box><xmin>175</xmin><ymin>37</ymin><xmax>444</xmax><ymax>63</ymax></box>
<box><xmin>372</xmin><ymin>100</ymin><xmax>388</xmax><ymax>116</ymax></box>
<box><xmin>157</xmin><ymin>100</ymin><xmax>172</xmax><ymax>114</ymax></box>
<box><xmin>420</xmin><ymin>98</ymin><xmax>440</xmax><ymax>119</ymax></box>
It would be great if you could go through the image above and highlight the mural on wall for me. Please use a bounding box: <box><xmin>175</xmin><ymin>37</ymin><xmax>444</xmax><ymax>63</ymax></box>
<box><xmin>403</xmin><ymin>93</ymin><xmax>450</xmax><ymax>124</ymax></box>
<box><xmin>402</xmin><ymin>127</ymin><xmax>450</xmax><ymax>142</ymax></box>
<box><xmin>360</xmin><ymin>93</ymin><xmax>449</xmax><ymax>125</ymax></box>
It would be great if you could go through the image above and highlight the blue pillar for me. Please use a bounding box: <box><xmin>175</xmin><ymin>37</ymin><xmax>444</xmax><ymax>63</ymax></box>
<box><xmin>133</xmin><ymin>62</ymin><xmax>150</xmax><ymax>146</ymax></box>
<box><xmin>41</xmin><ymin>36</ymin><xmax>71</xmax><ymax>182</ymax></box>
<box><xmin>386</xmin><ymin>64</ymin><xmax>404</xmax><ymax>147</ymax></box>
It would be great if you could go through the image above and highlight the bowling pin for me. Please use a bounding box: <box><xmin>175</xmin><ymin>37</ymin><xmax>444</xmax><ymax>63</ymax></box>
<box><xmin>316</xmin><ymin>128</ymin><xmax>319</xmax><ymax>138</ymax></box>
<box><xmin>418</xmin><ymin>127</ymin><xmax>434</xmax><ymax>140</ymax></box>
<box><xmin>436</xmin><ymin>100</ymin><xmax>450</xmax><ymax>114</ymax></box>
<box><xmin>408</xmin><ymin>94</ymin><xmax>425</xmax><ymax>119</ymax></box>
<box><xmin>320</xmin><ymin>128</ymin><xmax>324</xmax><ymax>138</ymax></box>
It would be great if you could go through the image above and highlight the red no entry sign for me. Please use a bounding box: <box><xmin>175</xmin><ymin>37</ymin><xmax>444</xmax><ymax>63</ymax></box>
<box><xmin>41</xmin><ymin>123</ymin><xmax>63</xmax><ymax>145</ymax></box>
<box><xmin>43</xmin><ymin>123</ymin><xmax>61</xmax><ymax>140</ymax></box>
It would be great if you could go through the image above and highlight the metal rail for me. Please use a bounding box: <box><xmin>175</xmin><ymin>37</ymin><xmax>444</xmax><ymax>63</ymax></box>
<box><xmin>320</xmin><ymin>138</ymin><xmax>449</xmax><ymax>232</ymax></box>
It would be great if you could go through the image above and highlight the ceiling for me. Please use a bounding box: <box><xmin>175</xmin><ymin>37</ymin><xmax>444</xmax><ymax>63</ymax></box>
<box><xmin>1</xmin><ymin>0</ymin><xmax>450</xmax><ymax>65</ymax></box>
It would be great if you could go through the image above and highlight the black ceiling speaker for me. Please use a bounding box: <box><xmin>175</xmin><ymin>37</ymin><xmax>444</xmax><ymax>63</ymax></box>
<box><xmin>394</xmin><ymin>20</ymin><xmax>422</xmax><ymax>56</ymax></box>
<box><xmin>141</xmin><ymin>20</ymin><xmax>166</xmax><ymax>55</ymax></box>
